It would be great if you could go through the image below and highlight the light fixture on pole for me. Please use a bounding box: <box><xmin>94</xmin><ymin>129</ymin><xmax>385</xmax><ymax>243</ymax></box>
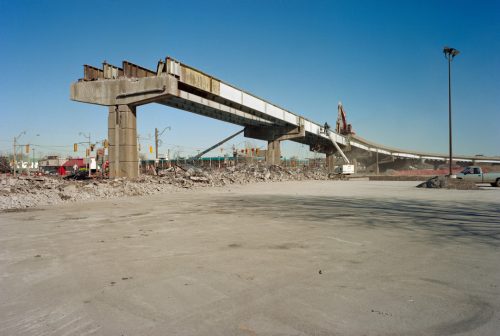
<box><xmin>443</xmin><ymin>46</ymin><xmax>459</xmax><ymax>177</ymax></box>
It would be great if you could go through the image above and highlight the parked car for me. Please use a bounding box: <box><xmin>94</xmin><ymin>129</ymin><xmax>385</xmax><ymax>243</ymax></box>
<box><xmin>63</xmin><ymin>169</ymin><xmax>90</xmax><ymax>180</ymax></box>
<box><xmin>456</xmin><ymin>166</ymin><xmax>500</xmax><ymax>187</ymax></box>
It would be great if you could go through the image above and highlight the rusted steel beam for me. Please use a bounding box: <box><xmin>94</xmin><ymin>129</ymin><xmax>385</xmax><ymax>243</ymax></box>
<box><xmin>103</xmin><ymin>62</ymin><xmax>123</xmax><ymax>79</ymax></box>
<box><xmin>166</xmin><ymin>57</ymin><xmax>221</xmax><ymax>95</ymax></box>
<box><xmin>156</xmin><ymin>59</ymin><xmax>165</xmax><ymax>75</ymax></box>
<box><xmin>122</xmin><ymin>61</ymin><xmax>156</xmax><ymax>78</ymax></box>
<box><xmin>83</xmin><ymin>65</ymin><xmax>104</xmax><ymax>81</ymax></box>
<box><xmin>166</xmin><ymin>57</ymin><xmax>181</xmax><ymax>77</ymax></box>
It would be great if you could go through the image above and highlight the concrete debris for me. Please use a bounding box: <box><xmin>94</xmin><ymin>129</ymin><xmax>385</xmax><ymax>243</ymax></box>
<box><xmin>1</xmin><ymin>163</ymin><xmax>331</xmax><ymax>210</ymax></box>
<box><xmin>416</xmin><ymin>176</ymin><xmax>479</xmax><ymax>190</ymax></box>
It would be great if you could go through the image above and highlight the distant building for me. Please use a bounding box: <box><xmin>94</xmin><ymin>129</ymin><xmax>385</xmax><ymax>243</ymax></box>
<box><xmin>39</xmin><ymin>156</ymin><xmax>85</xmax><ymax>175</ymax></box>
<box><xmin>39</xmin><ymin>156</ymin><xmax>66</xmax><ymax>174</ymax></box>
<box><xmin>63</xmin><ymin>158</ymin><xmax>85</xmax><ymax>172</ymax></box>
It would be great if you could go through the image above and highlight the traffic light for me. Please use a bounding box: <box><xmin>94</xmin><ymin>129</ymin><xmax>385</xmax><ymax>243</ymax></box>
<box><xmin>74</xmin><ymin>143</ymin><xmax>78</xmax><ymax>152</ymax></box>
<box><xmin>25</xmin><ymin>144</ymin><xmax>30</xmax><ymax>153</ymax></box>
<box><xmin>103</xmin><ymin>139</ymin><xmax>109</xmax><ymax>148</ymax></box>
<box><xmin>90</xmin><ymin>144</ymin><xmax>95</xmax><ymax>151</ymax></box>
<box><xmin>149</xmin><ymin>145</ymin><xmax>153</xmax><ymax>154</ymax></box>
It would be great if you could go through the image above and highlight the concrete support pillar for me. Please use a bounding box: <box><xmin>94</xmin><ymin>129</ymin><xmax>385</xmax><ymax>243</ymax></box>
<box><xmin>326</xmin><ymin>153</ymin><xmax>335</xmax><ymax>172</ymax></box>
<box><xmin>266</xmin><ymin>140</ymin><xmax>281</xmax><ymax>165</ymax></box>
<box><xmin>108</xmin><ymin>105</ymin><xmax>138</xmax><ymax>178</ymax></box>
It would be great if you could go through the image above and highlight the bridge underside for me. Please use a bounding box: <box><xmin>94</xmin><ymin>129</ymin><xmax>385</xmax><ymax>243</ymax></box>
<box><xmin>71</xmin><ymin>57</ymin><xmax>500</xmax><ymax>178</ymax></box>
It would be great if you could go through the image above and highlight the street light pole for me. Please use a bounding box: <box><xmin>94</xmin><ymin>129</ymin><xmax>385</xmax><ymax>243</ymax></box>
<box><xmin>12</xmin><ymin>131</ymin><xmax>26</xmax><ymax>178</ymax></box>
<box><xmin>443</xmin><ymin>46</ymin><xmax>460</xmax><ymax>177</ymax></box>
<box><xmin>154</xmin><ymin>126</ymin><xmax>171</xmax><ymax>172</ymax></box>
<box><xmin>32</xmin><ymin>147</ymin><xmax>35</xmax><ymax>173</ymax></box>
<box><xmin>448</xmin><ymin>54</ymin><xmax>452</xmax><ymax>176</ymax></box>
<box><xmin>13</xmin><ymin>137</ymin><xmax>16</xmax><ymax>177</ymax></box>
<box><xmin>79</xmin><ymin>132</ymin><xmax>92</xmax><ymax>177</ymax></box>
<box><xmin>155</xmin><ymin>128</ymin><xmax>159</xmax><ymax>166</ymax></box>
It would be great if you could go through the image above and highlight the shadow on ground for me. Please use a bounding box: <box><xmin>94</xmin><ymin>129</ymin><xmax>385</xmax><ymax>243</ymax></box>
<box><xmin>208</xmin><ymin>196</ymin><xmax>500</xmax><ymax>247</ymax></box>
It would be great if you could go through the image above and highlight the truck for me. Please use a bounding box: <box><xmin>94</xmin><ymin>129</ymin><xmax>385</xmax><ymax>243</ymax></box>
<box><xmin>456</xmin><ymin>166</ymin><xmax>500</xmax><ymax>187</ymax></box>
<box><xmin>334</xmin><ymin>164</ymin><xmax>355</xmax><ymax>175</ymax></box>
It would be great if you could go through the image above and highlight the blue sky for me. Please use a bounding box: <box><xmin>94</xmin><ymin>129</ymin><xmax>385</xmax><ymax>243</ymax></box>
<box><xmin>0</xmin><ymin>0</ymin><xmax>499</xmax><ymax>159</ymax></box>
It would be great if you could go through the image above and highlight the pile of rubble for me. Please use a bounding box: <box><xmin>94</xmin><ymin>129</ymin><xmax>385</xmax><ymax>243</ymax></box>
<box><xmin>1</xmin><ymin>163</ymin><xmax>330</xmax><ymax>210</ymax></box>
<box><xmin>159</xmin><ymin>163</ymin><xmax>329</xmax><ymax>187</ymax></box>
<box><xmin>0</xmin><ymin>175</ymin><xmax>175</xmax><ymax>210</ymax></box>
<box><xmin>416</xmin><ymin>176</ymin><xmax>479</xmax><ymax>190</ymax></box>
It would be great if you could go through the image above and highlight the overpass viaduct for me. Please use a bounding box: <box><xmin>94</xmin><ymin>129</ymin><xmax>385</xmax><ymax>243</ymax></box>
<box><xmin>70</xmin><ymin>57</ymin><xmax>500</xmax><ymax>178</ymax></box>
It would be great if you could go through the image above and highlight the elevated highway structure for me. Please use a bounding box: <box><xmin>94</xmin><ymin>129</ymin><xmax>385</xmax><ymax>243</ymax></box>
<box><xmin>71</xmin><ymin>57</ymin><xmax>500</xmax><ymax>177</ymax></box>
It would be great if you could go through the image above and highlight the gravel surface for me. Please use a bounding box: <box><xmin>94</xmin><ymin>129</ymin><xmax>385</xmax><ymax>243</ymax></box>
<box><xmin>1</xmin><ymin>181</ymin><xmax>498</xmax><ymax>335</ymax></box>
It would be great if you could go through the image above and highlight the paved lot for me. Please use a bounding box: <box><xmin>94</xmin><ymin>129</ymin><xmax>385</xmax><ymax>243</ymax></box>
<box><xmin>0</xmin><ymin>180</ymin><xmax>499</xmax><ymax>335</ymax></box>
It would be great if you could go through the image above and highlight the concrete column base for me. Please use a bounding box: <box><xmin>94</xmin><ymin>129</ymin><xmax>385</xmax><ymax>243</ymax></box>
<box><xmin>266</xmin><ymin>140</ymin><xmax>281</xmax><ymax>165</ymax></box>
<box><xmin>326</xmin><ymin>153</ymin><xmax>335</xmax><ymax>172</ymax></box>
<box><xmin>108</xmin><ymin>105</ymin><xmax>138</xmax><ymax>178</ymax></box>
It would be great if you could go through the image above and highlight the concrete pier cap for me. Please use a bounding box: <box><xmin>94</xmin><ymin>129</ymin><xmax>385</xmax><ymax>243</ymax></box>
<box><xmin>70</xmin><ymin>61</ymin><xmax>178</xmax><ymax>178</ymax></box>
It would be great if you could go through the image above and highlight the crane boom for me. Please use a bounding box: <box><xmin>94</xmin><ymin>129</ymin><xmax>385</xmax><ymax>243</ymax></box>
<box><xmin>327</xmin><ymin>131</ymin><xmax>350</xmax><ymax>164</ymax></box>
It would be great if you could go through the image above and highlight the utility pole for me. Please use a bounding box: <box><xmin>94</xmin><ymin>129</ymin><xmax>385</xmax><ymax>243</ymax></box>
<box><xmin>32</xmin><ymin>147</ymin><xmax>36</xmax><ymax>173</ymax></box>
<box><xmin>13</xmin><ymin>137</ymin><xmax>16</xmax><ymax>177</ymax></box>
<box><xmin>79</xmin><ymin>132</ymin><xmax>92</xmax><ymax>177</ymax></box>
<box><xmin>154</xmin><ymin>126</ymin><xmax>171</xmax><ymax>172</ymax></box>
<box><xmin>29</xmin><ymin>135</ymin><xmax>40</xmax><ymax>175</ymax></box>
<box><xmin>155</xmin><ymin>128</ymin><xmax>159</xmax><ymax>168</ymax></box>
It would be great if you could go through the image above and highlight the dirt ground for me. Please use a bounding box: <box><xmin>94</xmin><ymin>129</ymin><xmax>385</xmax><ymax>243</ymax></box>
<box><xmin>0</xmin><ymin>180</ymin><xmax>499</xmax><ymax>335</ymax></box>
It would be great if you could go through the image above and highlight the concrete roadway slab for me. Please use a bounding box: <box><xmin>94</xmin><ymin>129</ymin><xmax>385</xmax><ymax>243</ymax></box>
<box><xmin>0</xmin><ymin>181</ymin><xmax>499</xmax><ymax>335</ymax></box>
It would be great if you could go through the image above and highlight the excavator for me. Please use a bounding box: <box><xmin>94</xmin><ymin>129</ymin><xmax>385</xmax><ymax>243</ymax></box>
<box><xmin>322</xmin><ymin>102</ymin><xmax>355</xmax><ymax>176</ymax></box>
<box><xmin>336</xmin><ymin>102</ymin><xmax>354</xmax><ymax>136</ymax></box>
